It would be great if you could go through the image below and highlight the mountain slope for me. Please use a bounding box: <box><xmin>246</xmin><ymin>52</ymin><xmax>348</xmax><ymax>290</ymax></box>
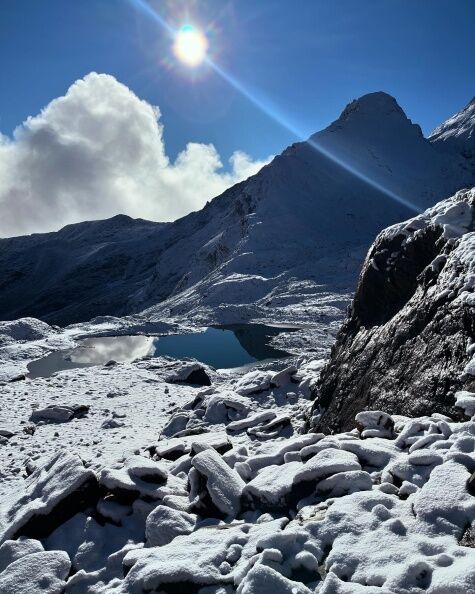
<box><xmin>308</xmin><ymin>187</ymin><xmax>475</xmax><ymax>433</ymax></box>
<box><xmin>429</xmin><ymin>96</ymin><xmax>475</xmax><ymax>159</ymax></box>
<box><xmin>1</xmin><ymin>92</ymin><xmax>474</xmax><ymax>326</ymax></box>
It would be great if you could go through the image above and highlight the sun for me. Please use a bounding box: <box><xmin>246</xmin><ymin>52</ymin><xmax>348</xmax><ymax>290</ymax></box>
<box><xmin>173</xmin><ymin>24</ymin><xmax>208</xmax><ymax>67</ymax></box>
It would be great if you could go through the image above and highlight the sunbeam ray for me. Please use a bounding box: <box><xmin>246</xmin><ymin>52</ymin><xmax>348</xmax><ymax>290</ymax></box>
<box><xmin>126</xmin><ymin>0</ymin><xmax>422</xmax><ymax>214</ymax></box>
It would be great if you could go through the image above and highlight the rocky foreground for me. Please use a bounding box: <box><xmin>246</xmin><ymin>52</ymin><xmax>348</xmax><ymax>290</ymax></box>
<box><xmin>0</xmin><ymin>353</ymin><xmax>474</xmax><ymax>594</ymax></box>
<box><xmin>1</xmin><ymin>188</ymin><xmax>475</xmax><ymax>593</ymax></box>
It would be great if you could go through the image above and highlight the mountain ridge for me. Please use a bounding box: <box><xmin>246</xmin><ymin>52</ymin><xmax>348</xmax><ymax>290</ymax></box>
<box><xmin>1</xmin><ymin>91</ymin><xmax>474</xmax><ymax>326</ymax></box>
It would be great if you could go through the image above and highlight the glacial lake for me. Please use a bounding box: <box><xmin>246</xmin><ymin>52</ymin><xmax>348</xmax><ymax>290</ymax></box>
<box><xmin>27</xmin><ymin>324</ymin><xmax>297</xmax><ymax>379</ymax></box>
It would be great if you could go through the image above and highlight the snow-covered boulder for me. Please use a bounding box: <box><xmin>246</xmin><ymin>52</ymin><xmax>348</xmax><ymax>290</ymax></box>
<box><xmin>0</xmin><ymin>451</ymin><xmax>98</xmax><ymax>543</ymax></box>
<box><xmin>235</xmin><ymin>370</ymin><xmax>272</xmax><ymax>396</ymax></box>
<box><xmin>165</xmin><ymin>362</ymin><xmax>212</xmax><ymax>386</ymax></box>
<box><xmin>153</xmin><ymin>431</ymin><xmax>231</xmax><ymax>461</ymax></box>
<box><xmin>203</xmin><ymin>393</ymin><xmax>250</xmax><ymax>424</ymax></box>
<box><xmin>99</xmin><ymin>456</ymin><xmax>169</xmax><ymax>502</ymax></box>
<box><xmin>191</xmin><ymin>448</ymin><xmax>245</xmax><ymax>518</ymax></box>
<box><xmin>454</xmin><ymin>390</ymin><xmax>475</xmax><ymax>417</ymax></box>
<box><xmin>0</xmin><ymin>550</ymin><xmax>70</xmax><ymax>594</ymax></box>
<box><xmin>30</xmin><ymin>404</ymin><xmax>89</xmax><ymax>423</ymax></box>
<box><xmin>122</xmin><ymin>525</ymin><xmax>247</xmax><ymax>591</ymax></box>
<box><xmin>0</xmin><ymin>537</ymin><xmax>44</xmax><ymax>572</ymax></box>
<box><xmin>145</xmin><ymin>506</ymin><xmax>196</xmax><ymax>547</ymax></box>
<box><xmin>355</xmin><ymin>410</ymin><xmax>395</xmax><ymax>438</ymax></box>
<box><xmin>270</xmin><ymin>365</ymin><xmax>298</xmax><ymax>388</ymax></box>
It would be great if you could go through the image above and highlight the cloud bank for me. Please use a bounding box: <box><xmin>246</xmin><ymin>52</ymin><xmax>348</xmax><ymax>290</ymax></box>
<box><xmin>0</xmin><ymin>73</ymin><xmax>271</xmax><ymax>237</ymax></box>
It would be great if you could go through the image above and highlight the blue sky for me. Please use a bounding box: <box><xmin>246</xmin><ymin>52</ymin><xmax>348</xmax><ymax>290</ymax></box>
<box><xmin>1</xmin><ymin>0</ymin><xmax>474</xmax><ymax>164</ymax></box>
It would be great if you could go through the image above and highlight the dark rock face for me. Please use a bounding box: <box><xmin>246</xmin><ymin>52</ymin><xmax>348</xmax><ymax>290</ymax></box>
<box><xmin>308</xmin><ymin>189</ymin><xmax>475</xmax><ymax>434</ymax></box>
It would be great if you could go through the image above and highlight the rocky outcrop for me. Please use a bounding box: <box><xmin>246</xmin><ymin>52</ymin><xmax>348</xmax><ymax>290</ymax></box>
<box><xmin>309</xmin><ymin>188</ymin><xmax>475</xmax><ymax>433</ymax></box>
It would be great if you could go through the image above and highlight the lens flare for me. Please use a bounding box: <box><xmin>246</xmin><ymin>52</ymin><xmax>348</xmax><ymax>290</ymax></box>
<box><xmin>173</xmin><ymin>24</ymin><xmax>208</xmax><ymax>67</ymax></box>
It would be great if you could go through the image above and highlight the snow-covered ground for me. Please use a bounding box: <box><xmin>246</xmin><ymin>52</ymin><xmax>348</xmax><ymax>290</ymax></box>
<box><xmin>0</xmin><ymin>333</ymin><xmax>474</xmax><ymax>592</ymax></box>
<box><xmin>0</xmin><ymin>305</ymin><xmax>474</xmax><ymax>593</ymax></box>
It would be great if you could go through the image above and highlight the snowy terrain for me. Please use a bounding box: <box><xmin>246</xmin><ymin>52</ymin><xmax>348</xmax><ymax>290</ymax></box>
<box><xmin>1</xmin><ymin>187</ymin><xmax>475</xmax><ymax>592</ymax></box>
<box><xmin>0</xmin><ymin>312</ymin><xmax>474</xmax><ymax>593</ymax></box>
<box><xmin>0</xmin><ymin>94</ymin><xmax>474</xmax><ymax>593</ymax></box>
<box><xmin>1</xmin><ymin>93</ymin><xmax>474</xmax><ymax>328</ymax></box>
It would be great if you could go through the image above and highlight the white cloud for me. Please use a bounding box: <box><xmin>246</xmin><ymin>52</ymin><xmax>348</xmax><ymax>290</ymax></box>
<box><xmin>0</xmin><ymin>72</ymin><xmax>271</xmax><ymax>237</ymax></box>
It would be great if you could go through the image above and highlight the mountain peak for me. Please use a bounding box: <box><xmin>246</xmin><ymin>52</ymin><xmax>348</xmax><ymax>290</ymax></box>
<box><xmin>314</xmin><ymin>91</ymin><xmax>422</xmax><ymax>142</ymax></box>
<box><xmin>338</xmin><ymin>91</ymin><xmax>404</xmax><ymax>121</ymax></box>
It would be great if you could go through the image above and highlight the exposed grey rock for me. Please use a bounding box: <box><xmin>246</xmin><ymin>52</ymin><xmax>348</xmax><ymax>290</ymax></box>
<box><xmin>309</xmin><ymin>189</ymin><xmax>475</xmax><ymax>433</ymax></box>
<box><xmin>0</xmin><ymin>429</ymin><xmax>14</xmax><ymax>439</ymax></box>
<box><xmin>30</xmin><ymin>404</ymin><xmax>89</xmax><ymax>423</ymax></box>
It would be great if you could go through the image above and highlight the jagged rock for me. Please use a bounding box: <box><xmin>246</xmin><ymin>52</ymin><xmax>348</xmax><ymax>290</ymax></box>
<box><xmin>309</xmin><ymin>189</ymin><xmax>475</xmax><ymax>433</ymax></box>
<box><xmin>0</xmin><ymin>451</ymin><xmax>99</xmax><ymax>543</ymax></box>
<box><xmin>30</xmin><ymin>404</ymin><xmax>89</xmax><ymax>423</ymax></box>
<box><xmin>460</xmin><ymin>524</ymin><xmax>475</xmax><ymax>547</ymax></box>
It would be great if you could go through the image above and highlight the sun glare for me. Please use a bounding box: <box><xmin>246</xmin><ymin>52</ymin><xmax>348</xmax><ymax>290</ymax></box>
<box><xmin>173</xmin><ymin>24</ymin><xmax>208</xmax><ymax>67</ymax></box>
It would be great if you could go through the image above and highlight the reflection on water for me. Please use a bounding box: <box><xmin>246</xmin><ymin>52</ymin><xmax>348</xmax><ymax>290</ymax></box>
<box><xmin>71</xmin><ymin>336</ymin><xmax>154</xmax><ymax>364</ymax></box>
<box><xmin>27</xmin><ymin>324</ymin><xmax>297</xmax><ymax>378</ymax></box>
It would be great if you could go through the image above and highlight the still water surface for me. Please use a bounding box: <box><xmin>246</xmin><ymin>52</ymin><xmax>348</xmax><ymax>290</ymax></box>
<box><xmin>27</xmin><ymin>324</ymin><xmax>297</xmax><ymax>378</ymax></box>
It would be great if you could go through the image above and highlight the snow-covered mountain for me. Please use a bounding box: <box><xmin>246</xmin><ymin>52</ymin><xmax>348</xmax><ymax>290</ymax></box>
<box><xmin>1</xmin><ymin>92</ymin><xmax>474</xmax><ymax>326</ymax></box>
<box><xmin>429</xmin><ymin>96</ymin><xmax>475</xmax><ymax>159</ymax></box>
